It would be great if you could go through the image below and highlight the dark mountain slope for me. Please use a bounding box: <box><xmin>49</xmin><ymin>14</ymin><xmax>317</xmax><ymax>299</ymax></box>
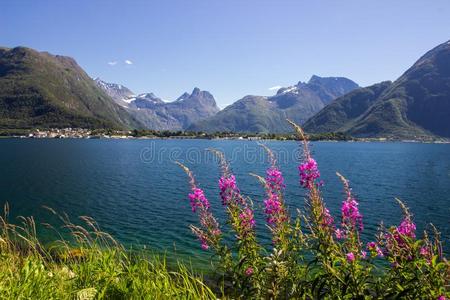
<box><xmin>304</xmin><ymin>81</ymin><xmax>392</xmax><ymax>133</ymax></box>
<box><xmin>305</xmin><ymin>40</ymin><xmax>450</xmax><ymax>139</ymax></box>
<box><xmin>0</xmin><ymin>47</ymin><xmax>142</xmax><ymax>129</ymax></box>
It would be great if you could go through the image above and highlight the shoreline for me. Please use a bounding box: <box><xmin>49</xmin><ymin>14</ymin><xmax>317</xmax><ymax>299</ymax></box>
<box><xmin>1</xmin><ymin>135</ymin><xmax>449</xmax><ymax>144</ymax></box>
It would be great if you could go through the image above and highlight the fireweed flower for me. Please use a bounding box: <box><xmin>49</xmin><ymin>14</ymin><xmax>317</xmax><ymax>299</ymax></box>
<box><xmin>291</xmin><ymin>121</ymin><xmax>335</xmax><ymax>233</ymax></box>
<box><xmin>322</xmin><ymin>207</ymin><xmax>334</xmax><ymax>227</ymax></box>
<box><xmin>263</xmin><ymin>166</ymin><xmax>287</xmax><ymax>226</ymax></box>
<box><xmin>335</xmin><ymin>228</ymin><xmax>345</xmax><ymax>239</ymax></box>
<box><xmin>346</xmin><ymin>252</ymin><xmax>355</xmax><ymax>262</ymax></box>
<box><xmin>337</xmin><ymin>173</ymin><xmax>363</xmax><ymax>233</ymax></box>
<box><xmin>239</xmin><ymin>208</ymin><xmax>256</xmax><ymax>234</ymax></box>
<box><xmin>266</xmin><ymin>167</ymin><xmax>285</xmax><ymax>191</ymax></box>
<box><xmin>397</xmin><ymin>218</ymin><xmax>416</xmax><ymax>239</ymax></box>
<box><xmin>299</xmin><ymin>158</ymin><xmax>321</xmax><ymax>189</ymax></box>
<box><xmin>219</xmin><ymin>175</ymin><xmax>240</xmax><ymax>206</ymax></box>
<box><xmin>361</xmin><ymin>251</ymin><xmax>367</xmax><ymax>259</ymax></box>
<box><xmin>179</xmin><ymin>162</ymin><xmax>221</xmax><ymax>251</ymax></box>
<box><xmin>189</xmin><ymin>188</ymin><xmax>210</xmax><ymax>212</ymax></box>
<box><xmin>420</xmin><ymin>246</ymin><xmax>430</xmax><ymax>258</ymax></box>
<box><xmin>341</xmin><ymin>198</ymin><xmax>363</xmax><ymax>231</ymax></box>
<box><xmin>367</xmin><ymin>241</ymin><xmax>384</xmax><ymax>257</ymax></box>
<box><xmin>386</xmin><ymin>217</ymin><xmax>417</xmax><ymax>250</ymax></box>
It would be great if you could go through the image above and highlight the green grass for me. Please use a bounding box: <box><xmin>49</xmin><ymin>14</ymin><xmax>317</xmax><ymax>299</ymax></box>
<box><xmin>0</xmin><ymin>206</ymin><xmax>217</xmax><ymax>299</ymax></box>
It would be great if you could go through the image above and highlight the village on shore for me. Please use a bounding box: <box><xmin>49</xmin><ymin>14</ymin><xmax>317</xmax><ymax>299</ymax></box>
<box><xmin>0</xmin><ymin>127</ymin><xmax>446</xmax><ymax>144</ymax></box>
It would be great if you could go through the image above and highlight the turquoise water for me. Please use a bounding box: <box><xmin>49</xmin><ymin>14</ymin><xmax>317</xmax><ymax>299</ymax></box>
<box><xmin>0</xmin><ymin>139</ymin><xmax>449</xmax><ymax>266</ymax></box>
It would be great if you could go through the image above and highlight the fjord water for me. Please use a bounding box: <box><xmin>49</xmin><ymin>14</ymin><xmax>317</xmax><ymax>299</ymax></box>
<box><xmin>0</xmin><ymin>139</ymin><xmax>449</xmax><ymax>266</ymax></box>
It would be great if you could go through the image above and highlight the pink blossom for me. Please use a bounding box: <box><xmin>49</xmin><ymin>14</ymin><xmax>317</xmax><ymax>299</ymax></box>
<box><xmin>239</xmin><ymin>208</ymin><xmax>256</xmax><ymax>234</ymax></box>
<box><xmin>377</xmin><ymin>247</ymin><xmax>384</xmax><ymax>257</ymax></box>
<box><xmin>266</xmin><ymin>167</ymin><xmax>285</xmax><ymax>191</ymax></box>
<box><xmin>367</xmin><ymin>241</ymin><xmax>384</xmax><ymax>257</ymax></box>
<box><xmin>438</xmin><ymin>296</ymin><xmax>446</xmax><ymax>300</ymax></box>
<box><xmin>299</xmin><ymin>158</ymin><xmax>321</xmax><ymax>189</ymax></box>
<box><xmin>218</xmin><ymin>175</ymin><xmax>239</xmax><ymax>205</ymax></box>
<box><xmin>322</xmin><ymin>207</ymin><xmax>334</xmax><ymax>227</ymax></box>
<box><xmin>385</xmin><ymin>217</ymin><xmax>417</xmax><ymax>250</ymax></box>
<box><xmin>397</xmin><ymin>218</ymin><xmax>416</xmax><ymax>239</ymax></box>
<box><xmin>420</xmin><ymin>246</ymin><xmax>429</xmax><ymax>257</ymax></box>
<box><xmin>367</xmin><ymin>242</ymin><xmax>376</xmax><ymax>249</ymax></box>
<box><xmin>341</xmin><ymin>197</ymin><xmax>363</xmax><ymax>231</ymax></box>
<box><xmin>188</xmin><ymin>188</ymin><xmax>210</xmax><ymax>212</ymax></box>
<box><xmin>361</xmin><ymin>251</ymin><xmax>367</xmax><ymax>259</ymax></box>
<box><xmin>264</xmin><ymin>193</ymin><xmax>283</xmax><ymax>224</ymax></box>
<box><xmin>263</xmin><ymin>166</ymin><xmax>287</xmax><ymax>226</ymax></box>
<box><xmin>335</xmin><ymin>228</ymin><xmax>345</xmax><ymax>239</ymax></box>
<box><xmin>346</xmin><ymin>252</ymin><xmax>355</xmax><ymax>262</ymax></box>
<box><xmin>245</xmin><ymin>267</ymin><xmax>254</xmax><ymax>276</ymax></box>
<box><xmin>192</xmin><ymin>229</ymin><xmax>211</xmax><ymax>251</ymax></box>
<box><xmin>201</xmin><ymin>242</ymin><xmax>209</xmax><ymax>250</ymax></box>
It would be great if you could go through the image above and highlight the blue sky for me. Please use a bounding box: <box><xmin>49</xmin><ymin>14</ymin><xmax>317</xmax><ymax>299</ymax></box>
<box><xmin>1</xmin><ymin>0</ymin><xmax>450</xmax><ymax>107</ymax></box>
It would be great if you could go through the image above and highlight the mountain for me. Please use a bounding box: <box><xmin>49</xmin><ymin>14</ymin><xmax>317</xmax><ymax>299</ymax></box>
<box><xmin>188</xmin><ymin>76</ymin><xmax>359</xmax><ymax>133</ymax></box>
<box><xmin>94</xmin><ymin>80</ymin><xmax>220</xmax><ymax>130</ymax></box>
<box><xmin>303</xmin><ymin>81</ymin><xmax>392</xmax><ymax>133</ymax></box>
<box><xmin>0</xmin><ymin>47</ymin><xmax>142</xmax><ymax>129</ymax></box>
<box><xmin>305</xmin><ymin>40</ymin><xmax>450</xmax><ymax>139</ymax></box>
<box><xmin>94</xmin><ymin>78</ymin><xmax>135</xmax><ymax>104</ymax></box>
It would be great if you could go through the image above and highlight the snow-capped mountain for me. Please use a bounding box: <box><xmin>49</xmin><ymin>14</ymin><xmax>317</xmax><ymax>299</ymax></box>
<box><xmin>95</xmin><ymin>79</ymin><xmax>220</xmax><ymax>130</ymax></box>
<box><xmin>94</xmin><ymin>78</ymin><xmax>135</xmax><ymax>103</ymax></box>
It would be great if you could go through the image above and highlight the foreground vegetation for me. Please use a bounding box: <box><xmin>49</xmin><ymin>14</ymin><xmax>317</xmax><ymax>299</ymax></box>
<box><xmin>0</xmin><ymin>207</ymin><xmax>215</xmax><ymax>299</ymax></box>
<box><xmin>178</xmin><ymin>120</ymin><xmax>449</xmax><ymax>299</ymax></box>
<box><xmin>0</xmin><ymin>120</ymin><xmax>448</xmax><ymax>299</ymax></box>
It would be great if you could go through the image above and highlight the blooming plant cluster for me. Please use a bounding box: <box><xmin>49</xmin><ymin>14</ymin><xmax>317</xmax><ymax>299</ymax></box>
<box><xmin>179</xmin><ymin>121</ymin><xmax>449</xmax><ymax>299</ymax></box>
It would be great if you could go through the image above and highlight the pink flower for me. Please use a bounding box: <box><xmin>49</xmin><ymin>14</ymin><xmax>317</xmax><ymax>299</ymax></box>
<box><xmin>299</xmin><ymin>158</ymin><xmax>321</xmax><ymax>189</ymax></box>
<box><xmin>264</xmin><ymin>193</ymin><xmax>283</xmax><ymax>224</ymax></box>
<box><xmin>397</xmin><ymin>218</ymin><xmax>416</xmax><ymax>239</ymax></box>
<box><xmin>218</xmin><ymin>175</ymin><xmax>239</xmax><ymax>205</ymax></box>
<box><xmin>367</xmin><ymin>241</ymin><xmax>384</xmax><ymax>257</ymax></box>
<box><xmin>201</xmin><ymin>242</ymin><xmax>209</xmax><ymax>250</ymax></box>
<box><xmin>361</xmin><ymin>251</ymin><xmax>367</xmax><ymax>259</ymax></box>
<box><xmin>367</xmin><ymin>242</ymin><xmax>376</xmax><ymax>249</ymax></box>
<box><xmin>438</xmin><ymin>296</ymin><xmax>446</xmax><ymax>300</ymax></box>
<box><xmin>322</xmin><ymin>207</ymin><xmax>334</xmax><ymax>227</ymax></box>
<box><xmin>335</xmin><ymin>228</ymin><xmax>345</xmax><ymax>239</ymax></box>
<box><xmin>266</xmin><ymin>167</ymin><xmax>285</xmax><ymax>191</ymax></box>
<box><xmin>420</xmin><ymin>246</ymin><xmax>429</xmax><ymax>257</ymax></box>
<box><xmin>341</xmin><ymin>197</ymin><xmax>363</xmax><ymax>231</ymax></box>
<box><xmin>263</xmin><ymin>166</ymin><xmax>287</xmax><ymax>227</ymax></box>
<box><xmin>245</xmin><ymin>267</ymin><xmax>254</xmax><ymax>276</ymax></box>
<box><xmin>385</xmin><ymin>217</ymin><xmax>417</xmax><ymax>251</ymax></box>
<box><xmin>377</xmin><ymin>247</ymin><xmax>384</xmax><ymax>257</ymax></box>
<box><xmin>239</xmin><ymin>208</ymin><xmax>256</xmax><ymax>234</ymax></box>
<box><xmin>346</xmin><ymin>252</ymin><xmax>355</xmax><ymax>262</ymax></box>
<box><xmin>188</xmin><ymin>188</ymin><xmax>210</xmax><ymax>212</ymax></box>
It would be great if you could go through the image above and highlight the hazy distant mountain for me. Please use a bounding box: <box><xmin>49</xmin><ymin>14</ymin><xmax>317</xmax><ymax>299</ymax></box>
<box><xmin>95</xmin><ymin>79</ymin><xmax>220</xmax><ymax>130</ymax></box>
<box><xmin>188</xmin><ymin>76</ymin><xmax>359</xmax><ymax>133</ymax></box>
<box><xmin>0</xmin><ymin>47</ymin><xmax>141</xmax><ymax>129</ymax></box>
<box><xmin>305</xmin><ymin>40</ymin><xmax>450</xmax><ymax>139</ymax></box>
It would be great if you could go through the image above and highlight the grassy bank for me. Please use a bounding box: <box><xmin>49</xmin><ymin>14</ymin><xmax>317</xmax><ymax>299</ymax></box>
<box><xmin>0</xmin><ymin>205</ymin><xmax>216</xmax><ymax>299</ymax></box>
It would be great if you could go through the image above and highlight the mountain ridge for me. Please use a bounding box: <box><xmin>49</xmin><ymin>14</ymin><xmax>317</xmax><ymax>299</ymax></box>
<box><xmin>94</xmin><ymin>79</ymin><xmax>220</xmax><ymax>130</ymax></box>
<box><xmin>188</xmin><ymin>76</ymin><xmax>359</xmax><ymax>133</ymax></box>
<box><xmin>0</xmin><ymin>46</ymin><xmax>142</xmax><ymax>129</ymax></box>
<box><xmin>304</xmin><ymin>40</ymin><xmax>450</xmax><ymax>139</ymax></box>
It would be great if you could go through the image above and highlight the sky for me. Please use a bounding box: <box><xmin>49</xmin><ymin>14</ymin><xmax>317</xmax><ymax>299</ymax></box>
<box><xmin>1</xmin><ymin>0</ymin><xmax>450</xmax><ymax>108</ymax></box>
